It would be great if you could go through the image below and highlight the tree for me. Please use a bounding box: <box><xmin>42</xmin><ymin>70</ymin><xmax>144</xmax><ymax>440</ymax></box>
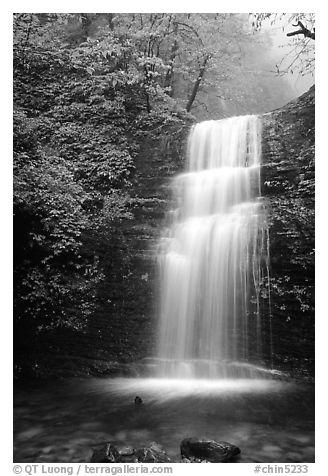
<box><xmin>251</xmin><ymin>13</ymin><xmax>315</xmax><ymax>76</ymax></box>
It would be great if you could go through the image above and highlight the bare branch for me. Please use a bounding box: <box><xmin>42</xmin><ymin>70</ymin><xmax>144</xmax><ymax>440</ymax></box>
<box><xmin>287</xmin><ymin>21</ymin><xmax>315</xmax><ymax>40</ymax></box>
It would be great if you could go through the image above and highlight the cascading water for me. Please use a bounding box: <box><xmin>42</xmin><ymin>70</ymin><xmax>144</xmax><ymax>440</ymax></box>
<box><xmin>157</xmin><ymin>115</ymin><xmax>271</xmax><ymax>379</ymax></box>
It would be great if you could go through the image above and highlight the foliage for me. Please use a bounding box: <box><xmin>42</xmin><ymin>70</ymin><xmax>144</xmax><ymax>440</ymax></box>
<box><xmin>14</xmin><ymin>111</ymin><xmax>101</xmax><ymax>329</ymax></box>
<box><xmin>13</xmin><ymin>14</ymin><xmax>139</xmax><ymax>331</ymax></box>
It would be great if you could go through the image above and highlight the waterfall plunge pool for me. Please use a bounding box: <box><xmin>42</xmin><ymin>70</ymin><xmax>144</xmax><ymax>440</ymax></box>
<box><xmin>14</xmin><ymin>375</ymin><xmax>314</xmax><ymax>463</ymax></box>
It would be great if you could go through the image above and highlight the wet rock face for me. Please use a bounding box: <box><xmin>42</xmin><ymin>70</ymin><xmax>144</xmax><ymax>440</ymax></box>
<box><xmin>180</xmin><ymin>437</ymin><xmax>241</xmax><ymax>463</ymax></box>
<box><xmin>261</xmin><ymin>85</ymin><xmax>315</xmax><ymax>373</ymax></box>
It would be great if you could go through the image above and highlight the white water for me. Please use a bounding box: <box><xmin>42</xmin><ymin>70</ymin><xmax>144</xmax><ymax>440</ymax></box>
<box><xmin>157</xmin><ymin>115</ymin><xmax>270</xmax><ymax>379</ymax></box>
<box><xmin>91</xmin><ymin>377</ymin><xmax>289</xmax><ymax>403</ymax></box>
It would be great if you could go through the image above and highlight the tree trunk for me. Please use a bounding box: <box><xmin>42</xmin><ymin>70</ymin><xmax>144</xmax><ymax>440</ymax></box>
<box><xmin>145</xmin><ymin>89</ymin><xmax>151</xmax><ymax>113</ymax></box>
<box><xmin>80</xmin><ymin>13</ymin><xmax>92</xmax><ymax>41</ymax></box>
<box><xmin>106</xmin><ymin>13</ymin><xmax>115</xmax><ymax>30</ymax></box>
<box><xmin>164</xmin><ymin>22</ymin><xmax>179</xmax><ymax>96</ymax></box>
<box><xmin>186</xmin><ymin>54</ymin><xmax>210</xmax><ymax>112</ymax></box>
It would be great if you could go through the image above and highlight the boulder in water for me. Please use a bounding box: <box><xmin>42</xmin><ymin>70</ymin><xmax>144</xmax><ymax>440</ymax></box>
<box><xmin>90</xmin><ymin>441</ymin><xmax>170</xmax><ymax>463</ymax></box>
<box><xmin>116</xmin><ymin>444</ymin><xmax>139</xmax><ymax>462</ymax></box>
<box><xmin>180</xmin><ymin>437</ymin><xmax>240</xmax><ymax>463</ymax></box>
<box><xmin>116</xmin><ymin>445</ymin><xmax>135</xmax><ymax>457</ymax></box>
<box><xmin>136</xmin><ymin>442</ymin><xmax>171</xmax><ymax>463</ymax></box>
<box><xmin>90</xmin><ymin>443</ymin><xmax>121</xmax><ymax>463</ymax></box>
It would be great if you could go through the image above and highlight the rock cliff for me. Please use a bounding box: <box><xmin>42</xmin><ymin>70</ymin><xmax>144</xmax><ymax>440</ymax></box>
<box><xmin>261</xmin><ymin>85</ymin><xmax>314</xmax><ymax>376</ymax></box>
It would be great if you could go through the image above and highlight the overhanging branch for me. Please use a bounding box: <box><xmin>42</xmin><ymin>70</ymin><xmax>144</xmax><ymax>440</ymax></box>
<box><xmin>287</xmin><ymin>21</ymin><xmax>315</xmax><ymax>40</ymax></box>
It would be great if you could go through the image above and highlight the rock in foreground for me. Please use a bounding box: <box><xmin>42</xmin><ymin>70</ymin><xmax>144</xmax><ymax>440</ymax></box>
<box><xmin>180</xmin><ymin>437</ymin><xmax>240</xmax><ymax>463</ymax></box>
<box><xmin>91</xmin><ymin>441</ymin><xmax>171</xmax><ymax>463</ymax></box>
<box><xmin>90</xmin><ymin>443</ymin><xmax>121</xmax><ymax>463</ymax></box>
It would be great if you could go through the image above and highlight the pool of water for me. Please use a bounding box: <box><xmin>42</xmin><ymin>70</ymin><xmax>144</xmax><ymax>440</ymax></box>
<box><xmin>13</xmin><ymin>377</ymin><xmax>315</xmax><ymax>463</ymax></box>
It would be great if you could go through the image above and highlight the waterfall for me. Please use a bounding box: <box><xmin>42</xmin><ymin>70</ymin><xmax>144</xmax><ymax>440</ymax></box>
<box><xmin>157</xmin><ymin>115</ymin><xmax>270</xmax><ymax>379</ymax></box>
